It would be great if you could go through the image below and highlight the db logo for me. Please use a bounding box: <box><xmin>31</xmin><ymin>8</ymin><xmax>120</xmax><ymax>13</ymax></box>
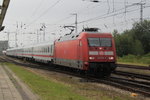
<box><xmin>99</xmin><ymin>51</ymin><xmax>104</xmax><ymax>55</ymax></box>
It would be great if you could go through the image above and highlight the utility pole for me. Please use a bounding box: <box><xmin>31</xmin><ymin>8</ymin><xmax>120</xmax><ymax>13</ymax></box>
<box><xmin>4</xmin><ymin>31</ymin><xmax>10</xmax><ymax>48</ymax></box>
<box><xmin>132</xmin><ymin>3</ymin><xmax>145</xmax><ymax>23</ymax></box>
<box><xmin>7</xmin><ymin>32</ymin><xmax>9</xmax><ymax>48</ymax></box>
<box><xmin>51</xmin><ymin>33</ymin><xmax>56</xmax><ymax>41</ymax></box>
<box><xmin>40</xmin><ymin>23</ymin><xmax>46</xmax><ymax>41</ymax></box>
<box><xmin>37</xmin><ymin>30</ymin><xmax>39</xmax><ymax>43</ymax></box>
<box><xmin>0</xmin><ymin>0</ymin><xmax>10</xmax><ymax>31</ymax></box>
<box><xmin>71</xmin><ymin>13</ymin><xmax>78</xmax><ymax>33</ymax></box>
<box><xmin>75</xmin><ymin>13</ymin><xmax>77</xmax><ymax>33</ymax></box>
<box><xmin>15</xmin><ymin>32</ymin><xmax>17</xmax><ymax>47</ymax></box>
<box><xmin>15</xmin><ymin>22</ymin><xmax>18</xmax><ymax>47</ymax></box>
<box><xmin>140</xmin><ymin>3</ymin><xmax>144</xmax><ymax>23</ymax></box>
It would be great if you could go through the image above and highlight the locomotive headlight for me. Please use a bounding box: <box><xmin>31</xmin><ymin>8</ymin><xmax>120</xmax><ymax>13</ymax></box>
<box><xmin>99</xmin><ymin>47</ymin><xmax>102</xmax><ymax>50</ymax></box>
<box><xmin>89</xmin><ymin>57</ymin><xmax>95</xmax><ymax>60</ymax></box>
<box><xmin>108</xmin><ymin>57</ymin><xmax>114</xmax><ymax>60</ymax></box>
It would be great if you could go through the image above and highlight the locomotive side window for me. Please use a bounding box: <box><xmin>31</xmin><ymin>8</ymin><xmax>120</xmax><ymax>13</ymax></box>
<box><xmin>79</xmin><ymin>41</ymin><xmax>82</xmax><ymax>46</ymax></box>
<box><xmin>88</xmin><ymin>38</ymin><xmax>100</xmax><ymax>46</ymax></box>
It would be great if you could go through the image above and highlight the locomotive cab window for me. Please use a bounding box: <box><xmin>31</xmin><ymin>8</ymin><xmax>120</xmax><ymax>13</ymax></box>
<box><xmin>100</xmin><ymin>38</ymin><xmax>112</xmax><ymax>47</ymax></box>
<box><xmin>88</xmin><ymin>38</ymin><xmax>100</xmax><ymax>46</ymax></box>
<box><xmin>88</xmin><ymin>38</ymin><xmax>112</xmax><ymax>47</ymax></box>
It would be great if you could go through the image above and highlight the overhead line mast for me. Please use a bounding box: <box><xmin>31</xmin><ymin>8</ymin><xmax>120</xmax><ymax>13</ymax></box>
<box><xmin>132</xmin><ymin>2</ymin><xmax>145</xmax><ymax>23</ymax></box>
<box><xmin>0</xmin><ymin>0</ymin><xmax>10</xmax><ymax>31</ymax></box>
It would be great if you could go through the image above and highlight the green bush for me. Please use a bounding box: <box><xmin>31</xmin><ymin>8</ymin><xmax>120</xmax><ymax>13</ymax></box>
<box><xmin>118</xmin><ymin>53</ymin><xmax>150</xmax><ymax>65</ymax></box>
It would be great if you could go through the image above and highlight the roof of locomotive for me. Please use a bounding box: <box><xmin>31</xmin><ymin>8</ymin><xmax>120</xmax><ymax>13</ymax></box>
<box><xmin>56</xmin><ymin>27</ymin><xmax>112</xmax><ymax>42</ymax></box>
<box><xmin>56</xmin><ymin>31</ymin><xmax>112</xmax><ymax>42</ymax></box>
<box><xmin>81</xmin><ymin>32</ymin><xmax>112</xmax><ymax>37</ymax></box>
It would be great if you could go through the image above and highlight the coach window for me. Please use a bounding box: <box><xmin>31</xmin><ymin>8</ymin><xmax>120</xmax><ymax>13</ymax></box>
<box><xmin>48</xmin><ymin>47</ymin><xmax>49</xmax><ymax>53</ymax></box>
<box><xmin>46</xmin><ymin>48</ymin><xmax>48</xmax><ymax>53</ymax></box>
<box><xmin>51</xmin><ymin>45</ymin><xmax>53</xmax><ymax>53</ymax></box>
<box><xmin>45</xmin><ymin>47</ymin><xmax>47</xmax><ymax>53</ymax></box>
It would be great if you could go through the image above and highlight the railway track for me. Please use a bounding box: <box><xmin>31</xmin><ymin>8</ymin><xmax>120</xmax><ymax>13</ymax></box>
<box><xmin>101</xmin><ymin>77</ymin><xmax>150</xmax><ymax>97</ymax></box>
<box><xmin>0</xmin><ymin>56</ymin><xmax>7</xmax><ymax>62</ymax></box>
<box><xmin>117</xmin><ymin>64</ymin><xmax>150</xmax><ymax>70</ymax></box>
<box><xmin>113</xmin><ymin>71</ymin><xmax>150</xmax><ymax>81</ymax></box>
<box><xmin>1</xmin><ymin>56</ymin><xmax>150</xmax><ymax>97</ymax></box>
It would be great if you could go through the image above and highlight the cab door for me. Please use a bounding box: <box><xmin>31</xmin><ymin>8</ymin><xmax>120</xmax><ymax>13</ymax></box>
<box><xmin>77</xmin><ymin>40</ymin><xmax>83</xmax><ymax>68</ymax></box>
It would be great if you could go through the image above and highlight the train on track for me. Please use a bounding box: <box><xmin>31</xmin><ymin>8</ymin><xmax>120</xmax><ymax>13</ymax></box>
<box><xmin>6</xmin><ymin>28</ymin><xmax>117</xmax><ymax>77</ymax></box>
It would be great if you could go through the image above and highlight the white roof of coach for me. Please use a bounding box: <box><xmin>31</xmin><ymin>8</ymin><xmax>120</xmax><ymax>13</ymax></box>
<box><xmin>7</xmin><ymin>41</ymin><xmax>53</xmax><ymax>51</ymax></box>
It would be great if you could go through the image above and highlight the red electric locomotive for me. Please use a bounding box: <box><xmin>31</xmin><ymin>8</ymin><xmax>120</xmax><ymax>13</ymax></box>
<box><xmin>54</xmin><ymin>28</ymin><xmax>116</xmax><ymax>77</ymax></box>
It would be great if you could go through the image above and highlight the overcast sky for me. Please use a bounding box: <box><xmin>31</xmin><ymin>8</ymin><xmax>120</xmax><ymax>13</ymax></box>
<box><xmin>0</xmin><ymin>0</ymin><xmax>150</xmax><ymax>47</ymax></box>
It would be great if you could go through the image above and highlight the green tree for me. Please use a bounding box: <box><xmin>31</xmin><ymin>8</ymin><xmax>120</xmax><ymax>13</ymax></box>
<box><xmin>131</xmin><ymin>39</ymin><xmax>144</xmax><ymax>55</ymax></box>
<box><xmin>132</xmin><ymin>20</ymin><xmax>150</xmax><ymax>54</ymax></box>
<box><xmin>113</xmin><ymin>30</ymin><xmax>133</xmax><ymax>56</ymax></box>
<box><xmin>113</xmin><ymin>20</ymin><xmax>150</xmax><ymax>56</ymax></box>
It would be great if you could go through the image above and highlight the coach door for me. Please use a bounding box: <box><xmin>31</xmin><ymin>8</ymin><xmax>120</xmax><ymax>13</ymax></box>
<box><xmin>77</xmin><ymin>40</ymin><xmax>83</xmax><ymax>68</ymax></box>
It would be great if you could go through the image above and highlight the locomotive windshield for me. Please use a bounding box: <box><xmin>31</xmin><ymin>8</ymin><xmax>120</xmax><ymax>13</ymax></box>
<box><xmin>88</xmin><ymin>38</ymin><xmax>112</xmax><ymax>47</ymax></box>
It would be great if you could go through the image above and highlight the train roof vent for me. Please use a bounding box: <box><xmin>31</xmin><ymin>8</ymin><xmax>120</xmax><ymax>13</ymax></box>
<box><xmin>82</xmin><ymin>28</ymin><xmax>99</xmax><ymax>32</ymax></box>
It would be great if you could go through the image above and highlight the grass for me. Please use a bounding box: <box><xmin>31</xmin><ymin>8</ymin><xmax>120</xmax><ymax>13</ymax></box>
<box><xmin>117</xmin><ymin>53</ymin><xmax>150</xmax><ymax>66</ymax></box>
<box><xmin>4</xmin><ymin>63</ymin><xmax>88</xmax><ymax>100</ymax></box>
<box><xmin>2</xmin><ymin>62</ymin><xmax>139</xmax><ymax>100</ymax></box>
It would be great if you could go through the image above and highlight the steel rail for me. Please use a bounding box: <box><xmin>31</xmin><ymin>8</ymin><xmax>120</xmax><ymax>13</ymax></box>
<box><xmin>114</xmin><ymin>71</ymin><xmax>150</xmax><ymax>81</ymax></box>
<box><xmin>117</xmin><ymin>64</ymin><xmax>150</xmax><ymax>70</ymax></box>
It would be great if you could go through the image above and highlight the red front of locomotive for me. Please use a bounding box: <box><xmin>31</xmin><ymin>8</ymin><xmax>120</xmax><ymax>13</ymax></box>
<box><xmin>54</xmin><ymin>30</ymin><xmax>116</xmax><ymax>76</ymax></box>
<box><xmin>80</xmin><ymin>32</ymin><xmax>117</xmax><ymax>76</ymax></box>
